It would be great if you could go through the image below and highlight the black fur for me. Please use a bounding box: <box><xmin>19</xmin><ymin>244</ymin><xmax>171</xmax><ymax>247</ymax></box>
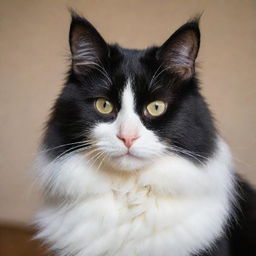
<box><xmin>43</xmin><ymin>13</ymin><xmax>256</xmax><ymax>256</ymax></box>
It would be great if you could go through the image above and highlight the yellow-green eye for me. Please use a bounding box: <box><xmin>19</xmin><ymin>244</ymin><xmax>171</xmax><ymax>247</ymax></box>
<box><xmin>146</xmin><ymin>100</ymin><xmax>167</xmax><ymax>117</ymax></box>
<box><xmin>95</xmin><ymin>98</ymin><xmax>114</xmax><ymax>114</ymax></box>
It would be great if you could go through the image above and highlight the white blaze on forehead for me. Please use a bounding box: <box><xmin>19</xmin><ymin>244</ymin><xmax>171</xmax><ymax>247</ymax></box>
<box><xmin>117</xmin><ymin>78</ymin><xmax>141</xmax><ymax>137</ymax></box>
<box><xmin>120</xmin><ymin>78</ymin><xmax>136</xmax><ymax>115</ymax></box>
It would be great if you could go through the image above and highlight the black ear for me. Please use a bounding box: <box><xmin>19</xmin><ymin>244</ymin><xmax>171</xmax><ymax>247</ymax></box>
<box><xmin>157</xmin><ymin>18</ymin><xmax>200</xmax><ymax>80</ymax></box>
<box><xmin>69</xmin><ymin>11</ymin><xmax>109</xmax><ymax>73</ymax></box>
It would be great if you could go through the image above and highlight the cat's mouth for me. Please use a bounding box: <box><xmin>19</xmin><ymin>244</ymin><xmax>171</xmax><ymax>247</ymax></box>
<box><xmin>108</xmin><ymin>152</ymin><xmax>148</xmax><ymax>171</ymax></box>
<box><xmin>112</xmin><ymin>151</ymin><xmax>142</xmax><ymax>160</ymax></box>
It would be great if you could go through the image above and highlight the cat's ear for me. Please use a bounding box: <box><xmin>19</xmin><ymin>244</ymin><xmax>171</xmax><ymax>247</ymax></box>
<box><xmin>157</xmin><ymin>18</ymin><xmax>200</xmax><ymax>80</ymax></box>
<box><xmin>69</xmin><ymin>11</ymin><xmax>109</xmax><ymax>73</ymax></box>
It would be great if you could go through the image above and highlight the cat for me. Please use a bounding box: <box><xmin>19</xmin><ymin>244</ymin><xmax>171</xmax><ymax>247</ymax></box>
<box><xmin>34</xmin><ymin>11</ymin><xmax>256</xmax><ymax>256</ymax></box>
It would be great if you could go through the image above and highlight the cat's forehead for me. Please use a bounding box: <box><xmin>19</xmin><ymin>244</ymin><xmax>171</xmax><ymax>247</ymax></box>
<box><xmin>111</xmin><ymin>46</ymin><xmax>157</xmax><ymax>77</ymax></box>
<box><xmin>80</xmin><ymin>45</ymin><xmax>168</xmax><ymax>102</ymax></box>
<box><xmin>108</xmin><ymin>46</ymin><xmax>161</xmax><ymax>94</ymax></box>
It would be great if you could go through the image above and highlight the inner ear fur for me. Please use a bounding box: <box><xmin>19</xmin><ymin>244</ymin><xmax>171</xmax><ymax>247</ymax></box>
<box><xmin>69</xmin><ymin>11</ymin><xmax>109</xmax><ymax>73</ymax></box>
<box><xmin>157</xmin><ymin>18</ymin><xmax>200</xmax><ymax>80</ymax></box>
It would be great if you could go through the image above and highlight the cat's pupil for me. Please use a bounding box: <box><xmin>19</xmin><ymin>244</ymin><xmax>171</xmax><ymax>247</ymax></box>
<box><xmin>103</xmin><ymin>101</ymin><xmax>107</xmax><ymax>108</ymax></box>
<box><xmin>155</xmin><ymin>104</ymin><xmax>159</xmax><ymax>111</ymax></box>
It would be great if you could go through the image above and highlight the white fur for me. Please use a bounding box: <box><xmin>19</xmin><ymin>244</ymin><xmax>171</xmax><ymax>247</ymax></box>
<box><xmin>35</xmin><ymin>79</ymin><xmax>236</xmax><ymax>256</ymax></box>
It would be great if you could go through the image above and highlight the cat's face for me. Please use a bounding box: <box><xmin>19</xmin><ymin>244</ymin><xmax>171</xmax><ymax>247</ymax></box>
<box><xmin>43</xmin><ymin>13</ymin><xmax>216</xmax><ymax>171</ymax></box>
<box><xmin>91</xmin><ymin>78</ymin><xmax>167</xmax><ymax>170</ymax></box>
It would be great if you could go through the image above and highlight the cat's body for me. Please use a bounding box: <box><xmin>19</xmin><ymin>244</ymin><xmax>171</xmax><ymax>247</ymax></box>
<box><xmin>35</xmin><ymin>13</ymin><xmax>256</xmax><ymax>256</ymax></box>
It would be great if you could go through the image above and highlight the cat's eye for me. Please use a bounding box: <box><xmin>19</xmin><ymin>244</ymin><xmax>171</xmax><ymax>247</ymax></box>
<box><xmin>145</xmin><ymin>100</ymin><xmax>167</xmax><ymax>117</ymax></box>
<box><xmin>95</xmin><ymin>98</ymin><xmax>114</xmax><ymax>114</ymax></box>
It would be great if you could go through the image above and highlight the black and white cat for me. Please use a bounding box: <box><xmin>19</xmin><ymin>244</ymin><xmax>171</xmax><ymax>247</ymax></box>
<box><xmin>35</xmin><ymin>12</ymin><xmax>256</xmax><ymax>256</ymax></box>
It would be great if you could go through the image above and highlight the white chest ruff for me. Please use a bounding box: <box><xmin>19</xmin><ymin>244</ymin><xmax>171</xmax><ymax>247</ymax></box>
<box><xmin>35</xmin><ymin>139</ymin><xmax>235</xmax><ymax>256</ymax></box>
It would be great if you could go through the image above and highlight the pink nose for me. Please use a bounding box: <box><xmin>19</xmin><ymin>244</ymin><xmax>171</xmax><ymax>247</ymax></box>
<box><xmin>117</xmin><ymin>134</ymin><xmax>139</xmax><ymax>148</ymax></box>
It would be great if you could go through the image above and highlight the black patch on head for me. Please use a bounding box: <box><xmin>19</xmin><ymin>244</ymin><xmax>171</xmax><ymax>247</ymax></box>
<box><xmin>43</xmin><ymin>12</ymin><xmax>216</xmax><ymax>163</ymax></box>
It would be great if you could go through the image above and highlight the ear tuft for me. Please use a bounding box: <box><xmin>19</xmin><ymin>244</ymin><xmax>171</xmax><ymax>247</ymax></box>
<box><xmin>69</xmin><ymin>10</ymin><xmax>108</xmax><ymax>73</ymax></box>
<box><xmin>157</xmin><ymin>17</ymin><xmax>201</xmax><ymax>80</ymax></box>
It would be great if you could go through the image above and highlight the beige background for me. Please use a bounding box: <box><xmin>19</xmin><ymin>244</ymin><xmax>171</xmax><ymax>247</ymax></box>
<box><xmin>0</xmin><ymin>0</ymin><xmax>255</xmax><ymax>224</ymax></box>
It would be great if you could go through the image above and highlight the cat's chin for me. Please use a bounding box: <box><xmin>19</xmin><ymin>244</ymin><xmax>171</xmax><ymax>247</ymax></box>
<box><xmin>107</xmin><ymin>153</ymin><xmax>150</xmax><ymax>171</ymax></box>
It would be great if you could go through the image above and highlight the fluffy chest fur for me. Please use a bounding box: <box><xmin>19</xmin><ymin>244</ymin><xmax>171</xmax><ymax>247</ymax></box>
<box><xmin>35</xmin><ymin>139</ymin><xmax>235</xmax><ymax>256</ymax></box>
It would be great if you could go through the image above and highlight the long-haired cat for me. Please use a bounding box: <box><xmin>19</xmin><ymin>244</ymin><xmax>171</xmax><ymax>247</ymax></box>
<box><xmin>34</xmin><ymin>12</ymin><xmax>256</xmax><ymax>256</ymax></box>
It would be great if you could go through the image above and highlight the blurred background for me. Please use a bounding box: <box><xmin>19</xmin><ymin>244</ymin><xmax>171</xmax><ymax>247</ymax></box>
<box><xmin>0</xmin><ymin>0</ymin><xmax>255</xmax><ymax>255</ymax></box>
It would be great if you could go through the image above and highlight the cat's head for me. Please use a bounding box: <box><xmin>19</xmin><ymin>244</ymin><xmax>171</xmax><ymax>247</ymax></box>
<box><xmin>43</xmin><ymin>12</ymin><xmax>216</xmax><ymax>171</ymax></box>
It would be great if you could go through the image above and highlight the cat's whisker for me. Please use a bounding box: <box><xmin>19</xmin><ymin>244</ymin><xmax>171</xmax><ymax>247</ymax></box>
<box><xmin>86</xmin><ymin>151</ymin><xmax>105</xmax><ymax>170</ymax></box>
<box><xmin>170</xmin><ymin>145</ymin><xmax>209</xmax><ymax>160</ymax></box>
<box><xmin>149</xmin><ymin>66</ymin><xmax>170</xmax><ymax>90</ymax></box>
<box><xmin>83</xmin><ymin>148</ymin><xmax>102</xmax><ymax>159</ymax></box>
<box><xmin>165</xmin><ymin>147</ymin><xmax>207</xmax><ymax>166</ymax></box>
<box><xmin>42</xmin><ymin>144</ymin><xmax>94</xmax><ymax>172</ymax></box>
<box><xmin>149</xmin><ymin>64</ymin><xmax>163</xmax><ymax>88</ymax></box>
<box><xmin>75</xmin><ymin>60</ymin><xmax>112</xmax><ymax>86</ymax></box>
<box><xmin>94</xmin><ymin>153</ymin><xmax>107</xmax><ymax>172</ymax></box>
<box><xmin>37</xmin><ymin>140</ymin><xmax>95</xmax><ymax>155</ymax></box>
<box><xmin>95</xmin><ymin>56</ymin><xmax>112</xmax><ymax>81</ymax></box>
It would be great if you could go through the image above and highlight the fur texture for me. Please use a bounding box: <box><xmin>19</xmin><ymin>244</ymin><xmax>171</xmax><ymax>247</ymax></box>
<box><xmin>34</xmin><ymin>12</ymin><xmax>256</xmax><ymax>256</ymax></box>
<box><xmin>35</xmin><ymin>138</ymin><xmax>235</xmax><ymax>256</ymax></box>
